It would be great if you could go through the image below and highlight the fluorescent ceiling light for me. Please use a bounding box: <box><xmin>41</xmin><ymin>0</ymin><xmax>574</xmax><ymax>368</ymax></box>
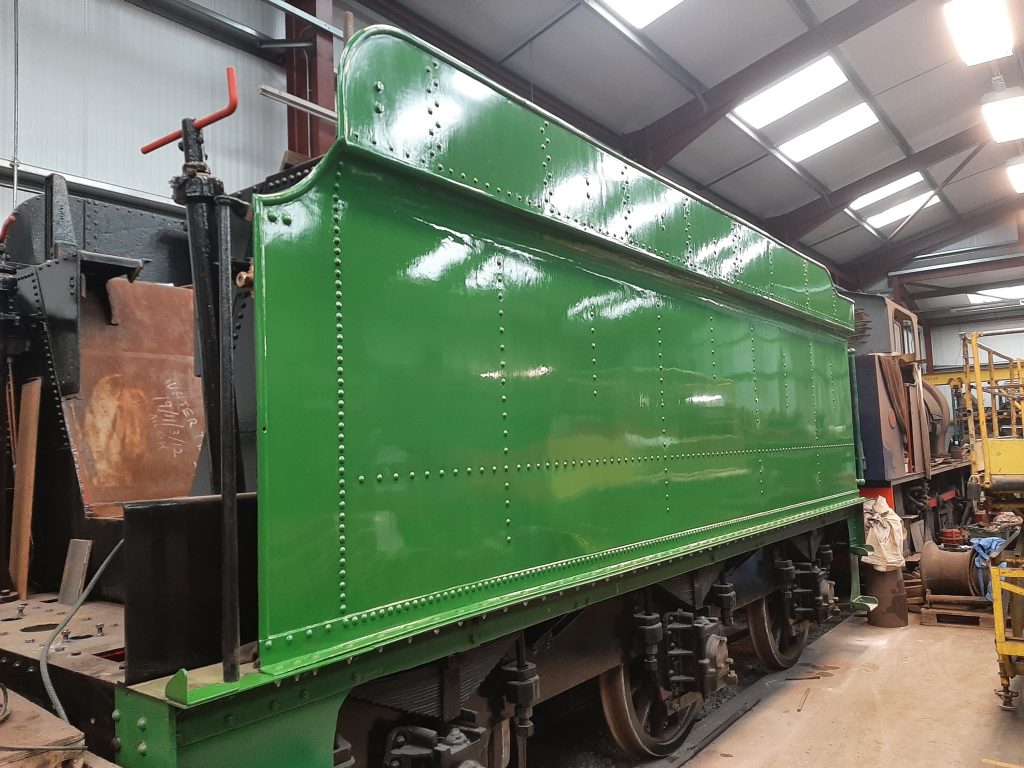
<box><xmin>1007</xmin><ymin>155</ymin><xmax>1024</xmax><ymax>193</ymax></box>
<box><xmin>967</xmin><ymin>293</ymin><xmax>1001</xmax><ymax>304</ymax></box>
<box><xmin>604</xmin><ymin>0</ymin><xmax>686</xmax><ymax>28</ymax></box>
<box><xmin>849</xmin><ymin>172</ymin><xmax>925</xmax><ymax>211</ymax></box>
<box><xmin>778</xmin><ymin>103</ymin><xmax>879</xmax><ymax>161</ymax></box>
<box><xmin>943</xmin><ymin>0</ymin><xmax>1014</xmax><ymax>66</ymax></box>
<box><xmin>734</xmin><ymin>57</ymin><xmax>847</xmax><ymax>129</ymax></box>
<box><xmin>982</xmin><ymin>87</ymin><xmax>1024</xmax><ymax>142</ymax></box>
<box><xmin>980</xmin><ymin>284</ymin><xmax>1024</xmax><ymax>300</ymax></box>
<box><xmin>865</xmin><ymin>191</ymin><xmax>940</xmax><ymax>228</ymax></box>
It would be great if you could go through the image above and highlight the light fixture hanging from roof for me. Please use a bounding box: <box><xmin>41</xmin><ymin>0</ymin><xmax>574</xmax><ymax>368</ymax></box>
<box><xmin>1006</xmin><ymin>155</ymin><xmax>1024</xmax><ymax>193</ymax></box>
<box><xmin>943</xmin><ymin>0</ymin><xmax>1015</xmax><ymax>66</ymax></box>
<box><xmin>981</xmin><ymin>86</ymin><xmax>1024</xmax><ymax>142</ymax></box>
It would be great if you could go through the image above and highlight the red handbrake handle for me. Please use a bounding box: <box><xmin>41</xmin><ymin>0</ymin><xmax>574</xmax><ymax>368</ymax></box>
<box><xmin>0</xmin><ymin>215</ymin><xmax>14</xmax><ymax>244</ymax></box>
<box><xmin>141</xmin><ymin>67</ymin><xmax>239</xmax><ymax>154</ymax></box>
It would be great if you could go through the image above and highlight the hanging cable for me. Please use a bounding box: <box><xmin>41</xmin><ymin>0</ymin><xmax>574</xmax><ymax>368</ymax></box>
<box><xmin>40</xmin><ymin>539</ymin><xmax>124</xmax><ymax>722</ymax></box>
<box><xmin>10</xmin><ymin>0</ymin><xmax>19</xmax><ymax>214</ymax></box>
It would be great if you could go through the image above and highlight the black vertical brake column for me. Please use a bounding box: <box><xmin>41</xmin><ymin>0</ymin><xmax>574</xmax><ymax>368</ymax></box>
<box><xmin>172</xmin><ymin>119</ymin><xmax>240</xmax><ymax>683</ymax></box>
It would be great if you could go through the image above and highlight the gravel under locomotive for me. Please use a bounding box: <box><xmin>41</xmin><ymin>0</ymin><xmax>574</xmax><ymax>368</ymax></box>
<box><xmin>0</xmin><ymin>27</ymin><xmax>868</xmax><ymax>768</ymax></box>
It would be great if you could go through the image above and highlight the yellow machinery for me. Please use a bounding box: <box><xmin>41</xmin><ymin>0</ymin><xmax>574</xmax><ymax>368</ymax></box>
<box><xmin>962</xmin><ymin>329</ymin><xmax>1024</xmax><ymax>709</ymax></box>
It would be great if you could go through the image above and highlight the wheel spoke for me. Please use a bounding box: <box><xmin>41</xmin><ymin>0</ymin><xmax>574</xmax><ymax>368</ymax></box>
<box><xmin>747</xmin><ymin>593</ymin><xmax>808</xmax><ymax>670</ymax></box>
<box><xmin>600</xmin><ymin>664</ymin><xmax>702</xmax><ymax>758</ymax></box>
<box><xmin>633</xmin><ymin>680</ymin><xmax>656</xmax><ymax>728</ymax></box>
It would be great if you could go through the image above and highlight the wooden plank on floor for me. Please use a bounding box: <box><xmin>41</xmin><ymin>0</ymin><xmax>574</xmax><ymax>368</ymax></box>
<box><xmin>9</xmin><ymin>378</ymin><xmax>41</xmax><ymax>599</ymax></box>
<box><xmin>83</xmin><ymin>752</ymin><xmax>120</xmax><ymax>768</ymax></box>
<box><xmin>920</xmin><ymin>606</ymin><xmax>995</xmax><ymax>628</ymax></box>
<box><xmin>0</xmin><ymin>689</ymin><xmax>86</xmax><ymax>767</ymax></box>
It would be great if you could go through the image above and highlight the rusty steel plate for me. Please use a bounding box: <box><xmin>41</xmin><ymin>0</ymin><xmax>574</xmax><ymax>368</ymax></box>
<box><xmin>62</xmin><ymin>278</ymin><xmax>205</xmax><ymax>517</ymax></box>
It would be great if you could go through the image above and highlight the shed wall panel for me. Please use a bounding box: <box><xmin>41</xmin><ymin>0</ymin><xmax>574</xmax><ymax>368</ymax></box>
<box><xmin>0</xmin><ymin>0</ymin><xmax>290</xmax><ymax>219</ymax></box>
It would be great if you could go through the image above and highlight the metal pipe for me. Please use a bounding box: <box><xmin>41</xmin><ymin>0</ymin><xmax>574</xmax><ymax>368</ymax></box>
<box><xmin>0</xmin><ymin>158</ymin><xmax>179</xmax><ymax>214</ymax></box>
<box><xmin>142</xmin><ymin>67</ymin><xmax>239</xmax><ymax>155</ymax></box>
<box><xmin>258</xmin><ymin>38</ymin><xmax>315</xmax><ymax>49</ymax></box>
<box><xmin>124</xmin><ymin>0</ymin><xmax>282</xmax><ymax>63</ymax></box>
<box><xmin>969</xmin><ymin>333</ymin><xmax>994</xmax><ymax>487</ymax></box>
<box><xmin>257</xmin><ymin>83</ymin><xmax>338</xmax><ymax>123</ymax></box>
<box><xmin>216</xmin><ymin>196</ymin><xmax>240</xmax><ymax>683</ymax></box>
<box><xmin>179</xmin><ymin>119</ymin><xmax>223</xmax><ymax>493</ymax></box>
<box><xmin>968</xmin><ymin>327</ymin><xmax>1024</xmax><ymax>338</ymax></box>
<box><xmin>256</xmin><ymin>0</ymin><xmax>346</xmax><ymax>39</ymax></box>
<box><xmin>848</xmin><ymin>349</ymin><xmax>865</xmax><ymax>485</ymax></box>
<box><xmin>887</xmin><ymin>141</ymin><xmax>987</xmax><ymax>242</ymax></box>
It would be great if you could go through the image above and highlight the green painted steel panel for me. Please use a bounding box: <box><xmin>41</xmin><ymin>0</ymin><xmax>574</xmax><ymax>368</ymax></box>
<box><xmin>251</xmin><ymin>27</ymin><xmax>858</xmax><ymax>674</ymax></box>
<box><xmin>114</xmin><ymin>507</ymin><xmax>855</xmax><ymax>768</ymax></box>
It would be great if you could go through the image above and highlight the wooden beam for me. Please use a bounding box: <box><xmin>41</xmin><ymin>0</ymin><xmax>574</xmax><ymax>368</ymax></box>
<box><xmin>624</xmin><ymin>0</ymin><xmax>915</xmax><ymax>167</ymax></box>
<box><xmin>766</xmin><ymin>124</ymin><xmax>989</xmax><ymax>241</ymax></box>
<box><xmin>854</xmin><ymin>199</ymin><xmax>1024</xmax><ymax>287</ymax></box>
<box><xmin>9</xmin><ymin>378</ymin><xmax>41</xmax><ymax>600</ymax></box>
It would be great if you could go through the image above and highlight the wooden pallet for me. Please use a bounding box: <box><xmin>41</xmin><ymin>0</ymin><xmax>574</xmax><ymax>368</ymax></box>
<box><xmin>920</xmin><ymin>606</ymin><xmax>999</xmax><ymax>629</ymax></box>
<box><xmin>0</xmin><ymin>689</ymin><xmax>85</xmax><ymax>767</ymax></box>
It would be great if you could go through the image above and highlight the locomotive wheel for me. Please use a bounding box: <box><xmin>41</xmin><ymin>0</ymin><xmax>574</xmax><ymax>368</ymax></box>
<box><xmin>598</xmin><ymin>660</ymin><xmax>702</xmax><ymax>758</ymax></box>
<box><xmin>747</xmin><ymin>593</ymin><xmax>808</xmax><ymax>670</ymax></box>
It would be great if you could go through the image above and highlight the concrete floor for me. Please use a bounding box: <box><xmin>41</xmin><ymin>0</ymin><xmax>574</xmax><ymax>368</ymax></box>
<box><xmin>681</xmin><ymin>615</ymin><xmax>1024</xmax><ymax>768</ymax></box>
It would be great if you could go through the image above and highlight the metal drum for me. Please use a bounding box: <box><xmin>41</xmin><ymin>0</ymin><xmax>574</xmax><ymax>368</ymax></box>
<box><xmin>920</xmin><ymin>540</ymin><xmax>977</xmax><ymax>596</ymax></box>
<box><xmin>863</xmin><ymin>568</ymin><xmax>909</xmax><ymax>628</ymax></box>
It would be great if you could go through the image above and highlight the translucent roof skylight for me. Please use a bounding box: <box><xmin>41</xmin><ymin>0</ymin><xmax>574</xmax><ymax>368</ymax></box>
<box><xmin>778</xmin><ymin>103</ymin><xmax>879</xmax><ymax>162</ymax></box>
<box><xmin>967</xmin><ymin>293</ymin><xmax>1001</xmax><ymax>304</ymax></box>
<box><xmin>849</xmin><ymin>172</ymin><xmax>925</xmax><ymax>211</ymax></box>
<box><xmin>734</xmin><ymin>57</ymin><xmax>847</xmax><ymax>129</ymax></box>
<box><xmin>978</xmin><ymin>284</ymin><xmax>1024</xmax><ymax>300</ymax></box>
<box><xmin>865</xmin><ymin>191</ymin><xmax>940</xmax><ymax>229</ymax></box>
<box><xmin>603</xmin><ymin>0</ymin><xmax>687</xmax><ymax>28</ymax></box>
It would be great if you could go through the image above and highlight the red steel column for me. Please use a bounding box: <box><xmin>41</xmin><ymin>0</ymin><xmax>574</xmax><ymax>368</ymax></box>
<box><xmin>285</xmin><ymin>0</ymin><xmax>336</xmax><ymax>158</ymax></box>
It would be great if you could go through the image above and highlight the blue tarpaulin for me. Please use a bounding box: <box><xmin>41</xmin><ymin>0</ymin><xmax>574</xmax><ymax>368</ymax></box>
<box><xmin>971</xmin><ymin>537</ymin><xmax>1006</xmax><ymax>600</ymax></box>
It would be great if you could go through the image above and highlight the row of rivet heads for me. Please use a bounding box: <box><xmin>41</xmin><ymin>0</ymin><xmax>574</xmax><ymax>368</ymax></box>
<box><xmin>749</xmin><ymin>323</ymin><xmax>767</xmax><ymax>498</ymax></box>
<box><xmin>266</xmin><ymin>528</ymin><xmax>718</xmax><ymax>649</ymax></box>
<box><xmin>333</xmin><ymin>167</ymin><xmax>348</xmax><ymax>613</ymax></box>
<box><xmin>361</xmin><ymin>75</ymin><xmax>835</xmax><ymax>322</ymax></box>
<box><xmin>121</xmin><ymin>496</ymin><xmax>848</xmax><ymax>752</ymax></box>
<box><xmin>367</xmin><ymin>56</ymin><xmax>839</xmax><ymax>320</ymax></box>
<box><xmin>499</xmin><ymin>253</ymin><xmax>511</xmax><ymax>543</ymax></box>
<box><xmin>146</xmin><ymin>549</ymin><xmax>706</xmax><ymax>743</ymax></box>
<box><xmin>260</xmin><ymin>491</ymin><xmax>823</xmax><ymax>654</ymax></box>
<box><xmin>657</xmin><ymin>313</ymin><xmax>670</xmax><ymax>511</ymax></box>
<box><xmin>256</xmin><ymin>488</ymin><xmax>855</xmax><ymax>657</ymax></box>
<box><xmin>353</xmin><ymin>442</ymin><xmax>855</xmax><ymax>483</ymax></box>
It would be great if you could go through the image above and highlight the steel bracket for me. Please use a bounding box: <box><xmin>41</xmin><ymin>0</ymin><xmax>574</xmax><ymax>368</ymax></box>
<box><xmin>664</xmin><ymin>612</ymin><xmax>735</xmax><ymax>698</ymax></box>
<box><xmin>382</xmin><ymin>724</ymin><xmax>487</xmax><ymax>768</ymax></box>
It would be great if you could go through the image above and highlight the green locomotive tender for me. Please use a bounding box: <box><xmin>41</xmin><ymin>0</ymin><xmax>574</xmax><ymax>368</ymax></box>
<box><xmin>0</xmin><ymin>27</ymin><xmax>867</xmax><ymax>768</ymax></box>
